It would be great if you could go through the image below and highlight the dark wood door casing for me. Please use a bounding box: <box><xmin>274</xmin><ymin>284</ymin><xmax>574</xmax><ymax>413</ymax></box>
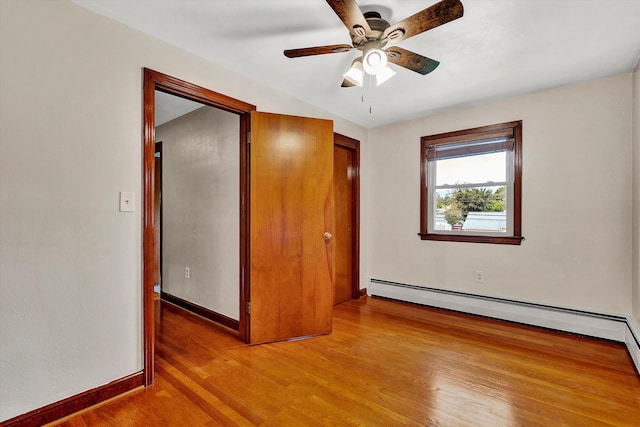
<box><xmin>154</xmin><ymin>142</ymin><xmax>162</xmax><ymax>289</ymax></box>
<box><xmin>333</xmin><ymin>133</ymin><xmax>360</xmax><ymax>303</ymax></box>
<box><xmin>143</xmin><ymin>68</ymin><xmax>255</xmax><ymax>385</ymax></box>
<box><xmin>334</xmin><ymin>133</ymin><xmax>362</xmax><ymax>298</ymax></box>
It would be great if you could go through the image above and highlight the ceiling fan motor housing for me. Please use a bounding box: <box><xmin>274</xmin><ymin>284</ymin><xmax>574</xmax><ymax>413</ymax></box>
<box><xmin>352</xmin><ymin>11</ymin><xmax>391</xmax><ymax>51</ymax></box>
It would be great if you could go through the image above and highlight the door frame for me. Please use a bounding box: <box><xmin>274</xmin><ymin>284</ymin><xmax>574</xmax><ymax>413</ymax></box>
<box><xmin>154</xmin><ymin>141</ymin><xmax>162</xmax><ymax>296</ymax></box>
<box><xmin>334</xmin><ymin>133</ymin><xmax>361</xmax><ymax>299</ymax></box>
<box><xmin>143</xmin><ymin>68</ymin><xmax>255</xmax><ymax>385</ymax></box>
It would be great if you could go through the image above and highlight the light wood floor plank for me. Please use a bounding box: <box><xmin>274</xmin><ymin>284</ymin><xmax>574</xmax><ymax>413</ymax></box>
<box><xmin>52</xmin><ymin>297</ymin><xmax>640</xmax><ymax>426</ymax></box>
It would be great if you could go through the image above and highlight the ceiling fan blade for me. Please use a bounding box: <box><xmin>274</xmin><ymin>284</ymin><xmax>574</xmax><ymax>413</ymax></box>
<box><xmin>386</xmin><ymin>47</ymin><xmax>440</xmax><ymax>75</ymax></box>
<box><xmin>284</xmin><ymin>44</ymin><xmax>352</xmax><ymax>58</ymax></box>
<box><xmin>326</xmin><ymin>0</ymin><xmax>372</xmax><ymax>36</ymax></box>
<box><xmin>383</xmin><ymin>0</ymin><xmax>463</xmax><ymax>43</ymax></box>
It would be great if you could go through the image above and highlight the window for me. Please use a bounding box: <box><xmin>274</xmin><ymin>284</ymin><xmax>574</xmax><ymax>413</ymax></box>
<box><xmin>419</xmin><ymin>120</ymin><xmax>523</xmax><ymax>245</ymax></box>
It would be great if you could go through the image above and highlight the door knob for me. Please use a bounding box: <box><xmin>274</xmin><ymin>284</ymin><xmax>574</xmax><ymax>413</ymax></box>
<box><xmin>323</xmin><ymin>232</ymin><xmax>333</xmax><ymax>240</ymax></box>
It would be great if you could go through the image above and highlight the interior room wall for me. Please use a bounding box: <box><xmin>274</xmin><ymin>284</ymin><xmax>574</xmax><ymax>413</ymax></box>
<box><xmin>366</xmin><ymin>73</ymin><xmax>633</xmax><ymax>316</ymax></box>
<box><xmin>156</xmin><ymin>106</ymin><xmax>240</xmax><ymax>320</ymax></box>
<box><xmin>633</xmin><ymin>59</ymin><xmax>640</xmax><ymax>323</ymax></box>
<box><xmin>0</xmin><ymin>0</ymin><xmax>367</xmax><ymax>421</ymax></box>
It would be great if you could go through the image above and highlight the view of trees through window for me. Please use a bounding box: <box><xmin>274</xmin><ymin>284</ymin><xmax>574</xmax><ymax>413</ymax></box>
<box><xmin>436</xmin><ymin>186</ymin><xmax>506</xmax><ymax>228</ymax></box>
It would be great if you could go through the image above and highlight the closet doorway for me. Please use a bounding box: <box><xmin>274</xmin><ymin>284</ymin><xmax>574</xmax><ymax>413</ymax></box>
<box><xmin>333</xmin><ymin>133</ymin><xmax>360</xmax><ymax>305</ymax></box>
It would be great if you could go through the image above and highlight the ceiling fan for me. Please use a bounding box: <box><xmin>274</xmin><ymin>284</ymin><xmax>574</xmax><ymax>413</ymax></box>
<box><xmin>284</xmin><ymin>0</ymin><xmax>464</xmax><ymax>87</ymax></box>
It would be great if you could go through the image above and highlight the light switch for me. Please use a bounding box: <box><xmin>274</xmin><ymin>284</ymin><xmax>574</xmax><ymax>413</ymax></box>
<box><xmin>119</xmin><ymin>192</ymin><xmax>135</xmax><ymax>212</ymax></box>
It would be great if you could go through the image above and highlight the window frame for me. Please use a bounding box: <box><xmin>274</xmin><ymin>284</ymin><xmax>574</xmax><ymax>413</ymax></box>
<box><xmin>419</xmin><ymin>120</ymin><xmax>523</xmax><ymax>245</ymax></box>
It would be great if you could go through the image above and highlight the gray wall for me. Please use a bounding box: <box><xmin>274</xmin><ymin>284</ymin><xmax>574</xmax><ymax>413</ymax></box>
<box><xmin>156</xmin><ymin>105</ymin><xmax>240</xmax><ymax>320</ymax></box>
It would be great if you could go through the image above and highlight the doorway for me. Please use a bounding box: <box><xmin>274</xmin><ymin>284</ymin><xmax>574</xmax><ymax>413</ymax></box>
<box><xmin>143</xmin><ymin>69</ymin><xmax>254</xmax><ymax>385</ymax></box>
<box><xmin>154</xmin><ymin>93</ymin><xmax>241</xmax><ymax>329</ymax></box>
<box><xmin>333</xmin><ymin>133</ymin><xmax>360</xmax><ymax>305</ymax></box>
<box><xmin>143</xmin><ymin>69</ymin><xmax>336</xmax><ymax>384</ymax></box>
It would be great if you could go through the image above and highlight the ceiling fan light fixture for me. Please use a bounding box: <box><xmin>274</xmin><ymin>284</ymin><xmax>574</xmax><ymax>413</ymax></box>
<box><xmin>362</xmin><ymin>48</ymin><xmax>388</xmax><ymax>75</ymax></box>
<box><xmin>343</xmin><ymin>58</ymin><xmax>364</xmax><ymax>87</ymax></box>
<box><xmin>375</xmin><ymin>64</ymin><xmax>396</xmax><ymax>86</ymax></box>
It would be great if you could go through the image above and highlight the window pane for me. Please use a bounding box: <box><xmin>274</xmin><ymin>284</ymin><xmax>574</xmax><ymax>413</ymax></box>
<box><xmin>435</xmin><ymin>152</ymin><xmax>506</xmax><ymax>186</ymax></box>
<box><xmin>435</xmin><ymin>185</ymin><xmax>507</xmax><ymax>233</ymax></box>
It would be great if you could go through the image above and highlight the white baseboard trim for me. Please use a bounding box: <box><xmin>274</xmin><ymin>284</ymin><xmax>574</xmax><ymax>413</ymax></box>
<box><xmin>625</xmin><ymin>317</ymin><xmax>640</xmax><ymax>374</ymax></box>
<box><xmin>368</xmin><ymin>278</ymin><xmax>640</xmax><ymax>375</ymax></box>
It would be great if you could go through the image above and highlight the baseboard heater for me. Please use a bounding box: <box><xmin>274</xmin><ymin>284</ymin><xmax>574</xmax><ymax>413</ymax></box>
<box><xmin>368</xmin><ymin>278</ymin><xmax>640</xmax><ymax>374</ymax></box>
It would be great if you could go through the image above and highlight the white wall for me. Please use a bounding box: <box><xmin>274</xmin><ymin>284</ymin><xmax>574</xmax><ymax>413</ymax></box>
<box><xmin>633</xmin><ymin>59</ymin><xmax>640</xmax><ymax>323</ymax></box>
<box><xmin>157</xmin><ymin>106</ymin><xmax>240</xmax><ymax>320</ymax></box>
<box><xmin>3</xmin><ymin>0</ymin><xmax>633</xmax><ymax>421</ymax></box>
<box><xmin>0</xmin><ymin>0</ymin><xmax>367</xmax><ymax>421</ymax></box>
<box><xmin>367</xmin><ymin>74</ymin><xmax>633</xmax><ymax>315</ymax></box>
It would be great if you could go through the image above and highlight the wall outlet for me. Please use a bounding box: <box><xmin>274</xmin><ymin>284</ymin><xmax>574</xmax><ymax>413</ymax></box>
<box><xmin>185</xmin><ymin>267</ymin><xmax>190</xmax><ymax>279</ymax></box>
<box><xmin>475</xmin><ymin>270</ymin><xmax>484</xmax><ymax>283</ymax></box>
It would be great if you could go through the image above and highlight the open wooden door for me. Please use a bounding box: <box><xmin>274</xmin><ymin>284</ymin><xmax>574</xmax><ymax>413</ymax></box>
<box><xmin>249</xmin><ymin>111</ymin><xmax>334</xmax><ymax>344</ymax></box>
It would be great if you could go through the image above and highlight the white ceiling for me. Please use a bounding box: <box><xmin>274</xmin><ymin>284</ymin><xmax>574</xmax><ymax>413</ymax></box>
<box><xmin>155</xmin><ymin>91</ymin><xmax>203</xmax><ymax>126</ymax></box>
<box><xmin>73</xmin><ymin>0</ymin><xmax>640</xmax><ymax>129</ymax></box>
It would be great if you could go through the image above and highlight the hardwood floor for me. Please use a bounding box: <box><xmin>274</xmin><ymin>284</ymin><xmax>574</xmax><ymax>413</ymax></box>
<box><xmin>52</xmin><ymin>297</ymin><xmax>640</xmax><ymax>426</ymax></box>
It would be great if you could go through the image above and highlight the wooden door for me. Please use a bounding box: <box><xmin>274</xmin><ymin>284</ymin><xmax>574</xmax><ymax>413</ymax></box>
<box><xmin>333</xmin><ymin>135</ymin><xmax>359</xmax><ymax>305</ymax></box>
<box><xmin>249</xmin><ymin>111</ymin><xmax>334</xmax><ymax>344</ymax></box>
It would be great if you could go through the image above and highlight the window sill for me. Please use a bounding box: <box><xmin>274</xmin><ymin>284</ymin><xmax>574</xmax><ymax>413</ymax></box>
<box><xmin>418</xmin><ymin>233</ymin><xmax>524</xmax><ymax>245</ymax></box>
